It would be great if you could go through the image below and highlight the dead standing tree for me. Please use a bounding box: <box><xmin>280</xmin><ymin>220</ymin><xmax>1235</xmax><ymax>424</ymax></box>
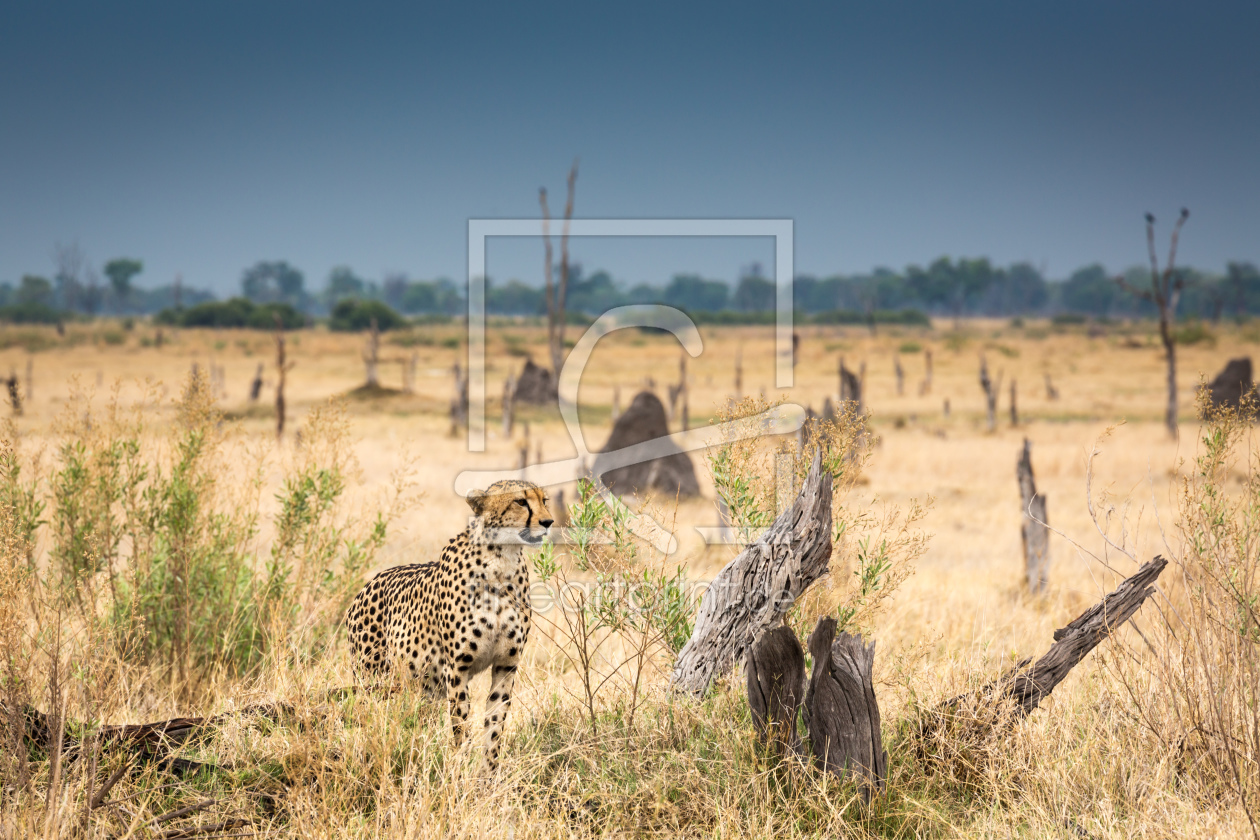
<box><xmin>362</xmin><ymin>317</ymin><xmax>381</xmax><ymax>388</ymax></box>
<box><xmin>1016</xmin><ymin>438</ymin><xmax>1050</xmax><ymax>594</ymax></box>
<box><xmin>540</xmin><ymin>160</ymin><xmax>580</xmax><ymax>384</ymax></box>
<box><xmin>273</xmin><ymin>314</ymin><xmax>295</xmax><ymax>441</ymax></box>
<box><xmin>979</xmin><ymin>354</ymin><xmax>1002</xmax><ymax>433</ymax></box>
<box><xmin>1116</xmin><ymin>209</ymin><xmax>1190</xmax><ymax>439</ymax></box>
<box><xmin>919</xmin><ymin>348</ymin><xmax>933</xmax><ymax>395</ymax></box>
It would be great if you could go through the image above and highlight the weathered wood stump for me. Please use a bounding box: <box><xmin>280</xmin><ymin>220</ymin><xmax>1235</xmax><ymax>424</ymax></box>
<box><xmin>671</xmin><ymin>451</ymin><xmax>833</xmax><ymax>695</ymax></box>
<box><xmin>1016</xmin><ymin>438</ymin><xmax>1050</xmax><ymax>594</ymax></box>
<box><xmin>746</xmin><ymin>626</ymin><xmax>807</xmax><ymax>757</ymax></box>
<box><xmin>924</xmin><ymin>555</ymin><xmax>1168</xmax><ymax>729</ymax></box>
<box><xmin>803</xmin><ymin>617</ymin><xmax>887</xmax><ymax>799</ymax></box>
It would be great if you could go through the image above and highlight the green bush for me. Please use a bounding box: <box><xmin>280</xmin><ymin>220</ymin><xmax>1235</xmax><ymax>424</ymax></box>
<box><xmin>155</xmin><ymin>297</ymin><xmax>306</xmax><ymax>329</ymax></box>
<box><xmin>1051</xmin><ymin>312</ymin><xmax>1087</xmax><ymax>326</ymax></box>
<box><xmin>27</xmin><ymin>373</ymin><xmax>409</xmax><ymax>694</ymax></box>
<box><xmin>1173</xmin><ymin>320</ymin><xmax>1216</xmax><ymax>346</ymax></box>
<box><xmin>328</xmin><ymin>299</ymin><xmax>406</xmax><ymax>332</ymax></box>
<box><xmin>0</xmin><ymin>302</ymin><xmax>65</xmax><ymax>324</ymax></box>
<box><xmin>811</xmin><ymin>308</ymin><xmax>931</xmax><ymax>326</ymax></box>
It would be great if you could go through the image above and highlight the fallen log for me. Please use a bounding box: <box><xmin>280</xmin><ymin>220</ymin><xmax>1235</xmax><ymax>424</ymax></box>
<box><xmin>923</xmin><ymin>555</ymin><xmax>1168</xmax><ymax>739</ymax></box>
<box><xmin>1003</xmin><ymin>555</ymin><xmax>1167</xmax><ymax>714</ymax></box>
<box><xmin>672</xmin><ymin>450</ymin><xmax>833</xmax><ymax>695</ymax></box>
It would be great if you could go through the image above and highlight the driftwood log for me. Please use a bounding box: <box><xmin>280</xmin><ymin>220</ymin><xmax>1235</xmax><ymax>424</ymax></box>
<box><xmin>671</xmin><ymin>451</ymin><xmax>833</xmax><ymax>695</ymax></box>
<box><xmin>1016</xmin><ymin>438</ymin><xmax>1050</xmax><ymax>594</ymax></box>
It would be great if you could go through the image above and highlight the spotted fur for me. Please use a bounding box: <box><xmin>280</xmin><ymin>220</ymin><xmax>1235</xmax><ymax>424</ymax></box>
<box><xmin>345</xmin><ymin>479</ymin><xmax>552</xmax><ymax>771</ymax></box>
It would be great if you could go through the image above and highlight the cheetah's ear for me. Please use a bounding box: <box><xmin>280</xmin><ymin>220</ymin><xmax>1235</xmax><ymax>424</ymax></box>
<box><xmin>465</xmin><ymin>489</ymin><xmax>487</xmax><ymax>516</ymax></box>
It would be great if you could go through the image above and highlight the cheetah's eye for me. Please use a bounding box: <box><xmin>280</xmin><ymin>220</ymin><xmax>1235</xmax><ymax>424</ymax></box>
<box><xmin>515</xmin><ymin>499</ymin><xmax>528</xmax><ymax>507</ymax></box>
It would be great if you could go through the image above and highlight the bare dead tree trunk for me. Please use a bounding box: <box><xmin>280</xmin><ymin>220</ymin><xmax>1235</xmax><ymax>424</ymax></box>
<box><xmin>248</xmin><ymin>363</ymin><xmax>263</xmax><ymax>402</ymax></box>
<box><xmin>502</xmin><ymin>374</ymin><xmax>515</xmax><ymax>435</ymax></box>
<box><xmin>24</xmin><ymin>357</ymin><xmax>32</xmax><ymax>405</ymax></box>
<box><xmin>746</xmin><ymin>617</ymin><xmax>887</xmax><ymax>800</ymax></box>
<box><xmin>273</xmin><ymin>315</ymin><xmax>294</xmax><ymax>441</ymax></box>
<box><xmin>894</xmin><ymin>356</ymin><xmax>904</xmax><ymax>396</ymax></box>
<box><xmin>363</xmin><ymin>317</ymin><xmax>380</xmax><ymax>388</ymax></box>
<box><xmin>1044</xmin><ymin>373</ymin><xmax>1059</xmax><ymax>401</ymax></box>
<box><xmin>734</xmin><ymin>348</ymin><xmax>743</xmax><ymax>397</ymax></box>
<box><xmin>541</xmin><ymin>160</ymin><xmax>579</xmax><ymax>382</ymax></box>
<box><xmin>1016</xmin><ymin>439</ymin><xmax>1049</xmax><ymax>594</ymax></box>
<box><xmin>611</xmin><ymin>384</ymin><xmax>621</xmax><ymax>421</ymax></box>
<box><xmin>672</xmin><ymin>451</ymin><xmax>833</xmax><ymax>695</ymax></box>
<box><xmin>979</xmin><ymin>355</ymin><xmax>1002</xmax><ymax>433</ymax></box>
<box><xmin>449</xmin><ymin>362</ymin><xmax>468</xmax><ymax>436</ymax></box>
<box><xmin>405</xmin><ymin>352</ymin><xmax>418</xmax><ymax>394</ymax></box>
<box><xmin>1009</xmin><ymin>379</ymin><xmax>1018</xmax><ymax>427</ymax></box>
<box><xmin>6</xmin><ymin>370</ymin><xmax>21</xmax><ymax>415</ymax></box>
<box><xmin>1116</xmin><ymin>209</ymin><xmax>1190</xmax><ymax>440</ymax></box>
<box><xmin>518</xmin><ymin>422</ymin><xmax>531</xmax><ymax>471</ymax></box>
<box><xmin>839</xmin><ymin>357</ymin><xmax>864</xmax><ymax>417</ymax></box>
<box><xmin>920</xmin><ymin>349</ymin><xmax>933</xmax><ymax>395</ymax></box>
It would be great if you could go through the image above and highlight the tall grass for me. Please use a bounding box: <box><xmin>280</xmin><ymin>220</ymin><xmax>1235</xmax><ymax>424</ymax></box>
<box><xmin>1102</xmin><ymin>391</ymin><xmax>1260</xmax><ymax>836</ymax></box>
<box><xmin>2</xmin><ymin>373</ymin><xmax>1258</xmax><ymax>837</ymax></box>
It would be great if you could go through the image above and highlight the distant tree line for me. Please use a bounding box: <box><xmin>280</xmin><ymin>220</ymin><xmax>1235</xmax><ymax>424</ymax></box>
<box><xmin>5</xmin><ymin>252</ymin><xmax>1260</xmax><ymax>326</ymax></box>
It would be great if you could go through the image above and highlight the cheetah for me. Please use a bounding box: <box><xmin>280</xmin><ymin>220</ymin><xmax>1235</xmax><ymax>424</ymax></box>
<box><xmin>346</xmin><ymin>479</ymin><xmax>553</xmax><ymax>771</ymax></box>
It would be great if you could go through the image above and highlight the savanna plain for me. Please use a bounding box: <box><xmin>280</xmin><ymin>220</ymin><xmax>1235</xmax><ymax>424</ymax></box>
<box><xmin>1</xmin><ymin>316</ymin><xmax>1258</xmax><ymax>838</ymax></box>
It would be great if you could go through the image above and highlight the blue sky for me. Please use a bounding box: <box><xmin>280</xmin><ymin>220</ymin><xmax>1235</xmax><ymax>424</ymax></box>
<box><xmin>1</xmin><ymin>1</ymin><xmax>1257</xmax><ymax>295</ymax></box>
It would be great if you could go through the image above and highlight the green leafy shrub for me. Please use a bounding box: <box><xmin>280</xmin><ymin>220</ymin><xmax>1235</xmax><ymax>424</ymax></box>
<box><xmin>155</xmin><ymin>297</ymin><xmax>306</xmax><ymax>329</ymax></box>
<box><xmin>328</xmin><ymin>299</ymin><xmax>406</xmax><ymax>332</ymax></box>
<box><xmin>21</xmin><ymin>373</ymin><xmax>414</xmax><ymax>698</ymax></box>
<box><xmin>1173</xmin><ymin>319</ymin><xmax>1216</xmax><ymax>346</ymax></box>
<box><xmin>0</xmin><ymin>302</ymin><xmax>64</xmax><ymax>324</ymax></box>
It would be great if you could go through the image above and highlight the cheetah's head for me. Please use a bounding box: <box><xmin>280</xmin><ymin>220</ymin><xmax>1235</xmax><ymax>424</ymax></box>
<box><xmin>466</xmin><ymin>479</ymin><xmax>555</xmax><ymax>545</ymax></box>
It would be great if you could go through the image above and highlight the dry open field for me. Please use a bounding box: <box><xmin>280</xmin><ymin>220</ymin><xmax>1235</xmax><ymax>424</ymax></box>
<box><xmin>2</xmin><ymin>316</ymin><xmax>1257</xmax><ymax>838</ymax></box>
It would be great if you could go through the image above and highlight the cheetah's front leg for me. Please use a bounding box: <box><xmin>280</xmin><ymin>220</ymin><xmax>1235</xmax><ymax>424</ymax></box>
<box><xmin>481</xmin><ymin>663</ymin><xmax>517</xmax><ymax>772</ymax></box>
<box><xmin>447</xmin><ymin>671</ymin><xmax>472</xmax><ymax>748</ymax></box>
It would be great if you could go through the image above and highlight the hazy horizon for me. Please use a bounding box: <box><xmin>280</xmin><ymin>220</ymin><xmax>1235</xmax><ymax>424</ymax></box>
<box><xmin>3</xmin><ymin>1</ymin><xmax>1257</xmax><ymax>295</ymax></box>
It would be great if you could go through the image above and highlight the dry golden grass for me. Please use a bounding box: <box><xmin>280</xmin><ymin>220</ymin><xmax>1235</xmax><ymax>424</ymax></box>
<box><xmin>1</xmin><ymin>315</ymin><xmax>1257</xmax><ymax>838</ymax></box>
